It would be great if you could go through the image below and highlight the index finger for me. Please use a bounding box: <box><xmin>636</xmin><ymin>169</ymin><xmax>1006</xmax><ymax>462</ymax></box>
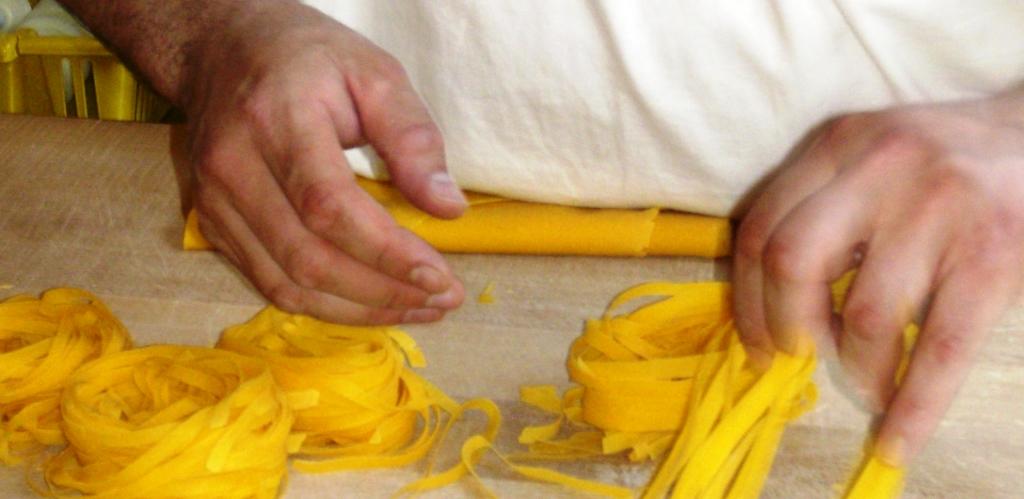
<box><xmin>265</xmin><ymin>98</ymin><xmax>459</xmax><ymax>296</ymax></box>
<box><xmin>761</xmin><ymin>179</ymin><xmax>874</xmax><ymax>357</ymax></box>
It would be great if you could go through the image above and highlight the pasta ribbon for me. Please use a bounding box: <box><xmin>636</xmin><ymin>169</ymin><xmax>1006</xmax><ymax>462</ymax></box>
<box><xmin>516</xmin><ymin>282</ymin><xmax>819</xmax><ymax>498</ymax></box>
<box><xmin>43</xmin><ymin>345</ymin><xmax>295</xmax><ymax>499</ymax></box>
<box><xmin>844</xmin><ymin>454</ymin><xmax>906</xmax><ymax>498</ymax></box>
<box><xmin>216</xmin><ymin>306</ymin><xmax>518</xmax><ymax>494</ymax></box>
<box><xmin>2</xmin><ymin>278</ymin><xmax>913</xmax><ymax>498</ymax></box>
<box><xmin>216</xmin><ymin>306</ymin><xmax>464</xmax><ymax>473</ymax></box>
<box><xmin>0</xmin><ymin>288</ymin><xmax>131</xmax><ymax>464</ymax></box>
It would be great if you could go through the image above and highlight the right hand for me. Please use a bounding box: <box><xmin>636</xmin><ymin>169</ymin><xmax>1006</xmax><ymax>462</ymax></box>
<box><xmin>182</xmin><ymin>2</ymin><xmax>466</xmax><ymax>324</ymax></box>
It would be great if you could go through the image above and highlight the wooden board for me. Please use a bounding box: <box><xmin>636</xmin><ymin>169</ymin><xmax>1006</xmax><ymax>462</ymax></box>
<box><xmin>0</xmin><ymin>115</ymin><xmax>1020</xmax><ymax>497</ymax></box>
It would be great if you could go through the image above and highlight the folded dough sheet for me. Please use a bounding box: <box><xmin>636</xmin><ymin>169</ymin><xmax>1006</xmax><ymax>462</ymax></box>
<box><xmin>184</xmin><ymin>179</ymin><xmax>732</xmax><ymax>258</ymax></box>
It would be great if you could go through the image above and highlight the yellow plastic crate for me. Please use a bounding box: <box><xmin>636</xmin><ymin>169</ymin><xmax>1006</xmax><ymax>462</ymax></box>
<box><xmin>0</xmin><ymin>30</ymin><xmax>168</xmax><ymax>122</ymax></box>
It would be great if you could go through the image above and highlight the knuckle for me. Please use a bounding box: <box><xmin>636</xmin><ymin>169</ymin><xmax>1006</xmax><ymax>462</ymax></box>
<box><xmin>842</xmin><ymin>298</ymin><xmax>894</xmax><ymax>342</ymax></box>
<box><xmin>974</xmin><ymin>193</ymin><xmax>1024</xmax><ymax>248</ymax></box>
<box><xmin>192</xmin><ymin>144</ymin><xmax>236</xmax><ymax>187</ymax></box>
<box><xmin>283</xmin><ymin>244</ymin><xmax>329</xmax><ymax>289</ymax></box>
<box><xmin>372</xmin><ymin>231</ymin><xmax>401</xmax><ymax>274</ymax></box>
<box><xmin>393</xmin><ymin>123</ymin><xmax>445</xmax><ymax>158</ymax></box>
<box><xmin>762</xmin><ymin>234</ymin><xmax>808</xmax><ymax>282</ymax></box>
<box><xmin>735</xmin><ymin>216</ymin><xmax>772</xmax><ymax>264</ymax></box>
<box><xmin>360</xmin><ymin>61</ymin><xmax>405</xmax><ymax>102</ymax></box>
<box><xmin>923</xmin><ymin>162</ymin><xmax>975</xmax><ymax>201</ymax></box>
<box><xmin>266</xmin><ymin>282</ymin><xmax>303</xmax><ymax>313</ymax></box>
<box><xmin>297</xmin><ymin>182</ymin><xmax>350</xmax><ymax>234</ymax></box>
<box><xmin>363</xmin><ymin>76</ymin><xmax>397</xmax><ymax>103</ymax></box>
<box><xmin>924</xmin><ymin>333</ymin><xmax>968</xmax><ymax>367</ymax></box>
<box><xmin>970</xmin><ymin>217</ymin><xmax>1015</xmax><ymax>259</ymax></box>
<box><xmin>374</xmin><ymin>54</ymin><xmax>409</xmax><ymax>84</ymax></box>
<box><xmin>989</xmin><ymin>204</ymin><xmax>1024</xmax><ymax>240</ymax></box>
<box><xmin>378</xmin><ymin>286</ymin><xmax>407</xmax><ymax>309</ymax></box>
<box><xmin>238</xmin><ymin>87</ymin><xmax>276</xmax><ymax>136</ymax></box>
<box><xmin>860</xmin><ymin>127</ymin><xmax>926</xmax><ymax>172</ymax></box>
<box><xmin>362</xmin><ymin>307</ymin><xmax>402</xmax><ymax>326</ymax></box>
<box><xmin>738</xmin><ymin>324</ymin><xmax>772</xmax><ymax>353</ymax></box>
<box><xmin>819</xmin><ymin>113</ymin><xmax>862</xmax><ymax>149</ymax></box>
<box><xmin>873</xmin><ymin>126</ymin><xmax>922</xmax><ymax>154</ymax></box>
<box><xmin>894</xmin><ymin>393</ymin><xmax>931</xmax><ymax>425</ymax></box>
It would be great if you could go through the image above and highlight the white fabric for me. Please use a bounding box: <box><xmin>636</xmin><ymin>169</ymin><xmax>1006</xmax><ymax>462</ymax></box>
<box><xmin>304</xmin><ymin>1</ymin><xmax>1024</xmax><ymax>217</ymax></box>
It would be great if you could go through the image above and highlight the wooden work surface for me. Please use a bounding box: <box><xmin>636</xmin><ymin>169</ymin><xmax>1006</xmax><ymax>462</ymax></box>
<box><xmin>0</xmin><ymin>115</ymin><xmax>1021</xmax><ymax>498</ymax></box>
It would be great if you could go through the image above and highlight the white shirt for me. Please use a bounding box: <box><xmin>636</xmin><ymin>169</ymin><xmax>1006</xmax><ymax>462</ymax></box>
<box><xmin>304</xmin><ymin>1</ymin><xmax>1024</xmax><ymax>216</ymax></box>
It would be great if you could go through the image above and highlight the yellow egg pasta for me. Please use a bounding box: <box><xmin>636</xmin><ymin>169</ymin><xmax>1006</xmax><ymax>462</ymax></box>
<box><xmin>844</xmin><ymin>454</ymin><xmax>906</xmax><ymax>498</ymax></box>
<box><xmin>1</xmin><ymin>279</ymin><xmax>914</xmax><ymax>498</ymax></box>
<box><xmin>216</xmin><ymin>306</ymin><xmax>476</xmax><ymax>473</ymax></box>
<box><xmin>514</xmin><ymin>282</ymin><xmax>819</xmax><ymax>498</ymax></box>
<box><xmin>43</xmin><ymin>345</ymin><xmax>296</xmax><ymax>499</ymax></box>
<box><xmin>477</xmin><ymin>281</ymin><xmax>496</xmax><ymax>304</ymax></box>
<box><xmin>216</xmin><ymin>306</ymin><xmax>512</xmax><ymax>494</ymax></box>
<box><xmin>0</xmin><ymin>288</ymin><xmax>131</xmax><ymax>464</ymax></box>
<box><xmin>184</xmin><ymin>178</ymin><xmax>732</xmax><ymax>258</ymax></box>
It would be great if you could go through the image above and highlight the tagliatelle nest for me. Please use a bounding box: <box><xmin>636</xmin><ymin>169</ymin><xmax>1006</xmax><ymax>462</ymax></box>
<box><xmin>43</xmin><ymin>346</ymin><xmax>299</xmax><ymax>499</ymax></box>
<box><xmin>1</xmin><ymin>281</ymin><xmax>907</xmax><ymax>499</ymax></box>
<box><xmin>216</xmin><ymin>306</ymin><xmax>459</xmax><ymax>473</ymax></box>
<box><xmin>0</xmin><ymin>288</ymin><xmax>131</xmax><ymax>464</ymax></box>
<box><xmin>503</xmin><ymin>281</ymin><xmax>903</xmax><ymax>498</ymax></box>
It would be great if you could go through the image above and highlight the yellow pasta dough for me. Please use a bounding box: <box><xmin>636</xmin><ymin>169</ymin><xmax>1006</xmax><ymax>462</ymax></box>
<box><xmin>0</xmin><ymin>288</ymin><xmax>131</xmax><ymax>464</ymax></box>
<box><xmin>43</xmin><ymin>345</ymin><xmax>297</xmax><ymax>499</ymax></box>
<box><xmin>183</xmin><ymin>178</ymin><xmax>732</xmax><ymax>258</ymax></box>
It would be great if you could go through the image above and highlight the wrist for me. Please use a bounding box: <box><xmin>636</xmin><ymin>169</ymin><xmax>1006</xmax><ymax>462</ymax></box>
<box><xmin>57</xmin><ymin>0</ymin><xmax>292</xmax><ymax>109</ymax></box>
<box><xmin>178</xmin><ymin>0</ymin><xmax>281</xmax><ymax>110</ymax></box>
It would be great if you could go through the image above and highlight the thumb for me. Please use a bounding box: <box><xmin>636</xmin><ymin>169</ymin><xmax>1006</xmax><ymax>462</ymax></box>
<box><xmin>350</xmin><ymin>59</ymin><xmax>467</xmax><ymax>219</ymax></box>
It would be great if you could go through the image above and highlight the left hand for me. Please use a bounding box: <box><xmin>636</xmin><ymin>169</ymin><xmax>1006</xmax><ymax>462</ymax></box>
<box><xmin>733</xmin><ymin>85</ymin><xmax>1024</xmax><ymax>466</ymax></box>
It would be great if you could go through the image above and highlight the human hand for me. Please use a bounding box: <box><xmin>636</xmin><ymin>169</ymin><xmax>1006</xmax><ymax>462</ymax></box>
<box><xmin>182</xmin><ymin>2</ymin><xmax>466</xmax><ymax>324</ymax></box>
<box><xmin>733</xmin><ymin>86</ymin><xmax>1024</xmax><ymax>465</ymax></box>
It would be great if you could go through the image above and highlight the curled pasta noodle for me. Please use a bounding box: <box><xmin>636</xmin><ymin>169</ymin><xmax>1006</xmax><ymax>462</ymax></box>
<box><xmin>216</xmin><ymin>306</ymin><xmax>459</xmax><ymax>473</ymax></box>
<box><xmin>4</xmin><ymin>279</ymin><xmax>910</xmax><ymax>498</ymax></box>
<box><xmin>515</xmin><ymin>282</ymin><xmax>819</xmax><ymax>498</ymax></box>
<box><xmin>0</xmin><ymin>288</ymin><xmax>131</xmax><ymax>464</ymax></box>
<box><xmin>509</xmin><ymin>277</ymin><xmax>909</xmax><ymax>498</ymax></box>
<box><xmin>43</xmin><ymin>345</ymin><xmax>296</xmax><ymax>499</ymax></box>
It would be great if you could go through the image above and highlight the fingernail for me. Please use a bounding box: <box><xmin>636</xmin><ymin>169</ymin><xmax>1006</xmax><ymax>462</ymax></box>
<box><xmin>875</xmin><ymin>436</ymin><xmax>906</xmax><ymax>467</ymax></box>
<box><xmin>425</xmin><ymin>287</ymin><xmax>459</xmax><ymax>309</ymax></box>
<box><xmin>429</xmin><ymin>172</ymin><xmax>467</xmax><ymax>207</ymax></box>
<box><xmin>403</xmin><ymin>308</ymin><xmax>443</xmax><ymax>323</ymax></box>
<box><xmin>409</xmin><ymin>265</ymin><xmax>446</xmax><ymax>292</ymax></box>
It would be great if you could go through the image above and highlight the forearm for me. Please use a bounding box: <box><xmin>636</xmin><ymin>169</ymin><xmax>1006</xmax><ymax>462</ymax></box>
<box><xmin>56</xmin><ymin>0</ymin><xmax>269</xmax><ymax>107</ymax></box>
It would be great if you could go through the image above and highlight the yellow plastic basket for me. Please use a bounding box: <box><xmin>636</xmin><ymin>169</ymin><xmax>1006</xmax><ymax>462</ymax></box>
<box><xmin>0</xmin><ymin>30</ymin><xmax>168</xmax><ymax>122</ymax></box>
